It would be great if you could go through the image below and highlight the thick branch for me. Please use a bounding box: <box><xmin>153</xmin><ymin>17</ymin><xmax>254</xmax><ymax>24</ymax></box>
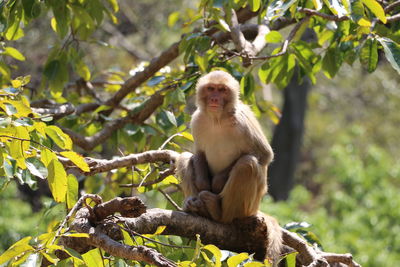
<box><xmin>68</xmin><ymin>197</ymin><xmax>361</xmax><ymax>267</ymax></box>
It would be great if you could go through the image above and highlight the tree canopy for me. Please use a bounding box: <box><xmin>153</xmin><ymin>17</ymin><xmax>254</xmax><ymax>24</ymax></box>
<box><xmin>0</xmin><ymin>0</ymin><xmax>399</xmax><ymax>266</ymax></box>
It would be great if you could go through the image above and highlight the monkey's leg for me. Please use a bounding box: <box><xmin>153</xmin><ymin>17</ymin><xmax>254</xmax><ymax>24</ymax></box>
<box><xmin>193</xmin><ymin>152</ymin><xmax>211</xmax><ymax>191</ymax></box>
<box><xmin>177</xmin><ymin>152</ymin><xmax>211</xmax><ymax>218</ymax></box>
<box><xmin>219</xmin><ymin>155</ymin><xmax>266</xmax><ymax>223</ymax></box>
<box><xmin>198</xmin><ymin>190</ymin><xmax>222</xmax><ymax>221</ymax></box>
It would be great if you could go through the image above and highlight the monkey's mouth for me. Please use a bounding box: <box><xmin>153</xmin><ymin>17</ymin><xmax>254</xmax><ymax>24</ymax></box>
<box><xmin>208</xmin><ymin>104</ymin><xmax>221</xmax><ymax>111</ymax></box>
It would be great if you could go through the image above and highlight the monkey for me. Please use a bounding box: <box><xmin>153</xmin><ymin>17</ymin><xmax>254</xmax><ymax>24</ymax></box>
<box><xmin>176</xmin><ymin>70</ymin><xmax>282</xmax><ymax>261</ymax></box>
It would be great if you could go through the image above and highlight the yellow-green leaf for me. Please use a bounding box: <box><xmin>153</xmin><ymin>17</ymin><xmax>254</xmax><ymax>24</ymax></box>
<box><xmin>248</xmin><ymin>0</ymin><xmax>261</xmax><ymax>12</ymax></box>
<box><xmin>75</xmin><ymin>60</ymin><xmax>91</xmax><ymax>81</ymax></box>
<box><xmin>153</xmin><ymin>225</ymin><xmax>167</xmax><ymax>235</ymax></box>
<box><xmin>121</xmin><ymin>229</ymin><xmax>135</xmax><ymax>246</ymax></box>
<box><xmin>181</xmin><ymin>131</ymin><xmax>194</xmax><ymax>141</ymax></box>
<box><xmin>66</xmin><ymin>174</ymin><xmax>78</xmax><ymax>209</ymax></box>
<box><xmin>0</xmin><ymin>237</ymin><xmax>34</xmax><ymax>265</ymax></box>
<box><xmin>243</xmin><ymin>262</ymin><xmax>264</xmax><ymax>267</ymax></box>
<box><xmin>168</xmin><ymin>11</ymin><xmax>180</xmax><ymax>28</ymax></box>
<box><xmin>0</xmin><ymin>61</ymin><xmax>11</xmax><ymax>81</ymax></box>
<box><xmin>60</xmin><ymin>151</ymin><xmax>89</xmax><ymax>172</ymax></box>
<box><xmin>265</xmin><ymin>31</ymin><xmax>283</xmax><ymax>43</ymax></box>
<box><xmin>82</xmin><ymin>248</ymin><xmax>103</xmax><ymax>267</ymax></box>
<box><xmin>227</xmin><ymin>253</ymin><xmax>249</xmax><ymax>267</ymax></box>
<box><xmin>312</xmin><ymin>0</ymin><xmax>323</xmax><ymax>10</ymax></box>
<box><xmin>361</xmin><ymin>0</ymin><xmax>387</xmax><ymax>23</ymax></box>
<box><xmin>203</xmin><ymin>244</ymin><xmax>222</xmax><ymax>267</ymax></box>
<box><xmin>45</xmin><ymin>126</ymin><xmax>72</xmax><ymax>150</ymax></box>
<box><xmin>47</xmin><ymin>159</ymin><xmax>67</xmax><ymax>203</ymax></box>
<box><xmin>3</xmin><ymin>47</ymin><xmax>26</xmax><ymax>61</ymax></box>
<box><xmin>63</xmin><ymin>233</ymin><xmax>90</xmax><ymax>238</ymax></box>
<box><xmin>106</xmin><ymin>0</ymin><xmax>119</xmax><ymax>12</ymax></box>
<box><xmin>40</xmin><ymin>149</ymin><xmax>58</xmax><ymax>167</ymax></box>
<box><xmin>163</xmin><ymin>175</ymin><xmax>179</xmax><ymax>185</ymax></box>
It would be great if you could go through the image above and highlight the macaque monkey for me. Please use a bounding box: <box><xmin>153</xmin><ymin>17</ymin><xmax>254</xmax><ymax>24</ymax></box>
<box><xmin>177</xmin><ymin>70</ymin><xmax>281</xmax><ymax>260</ymax></box>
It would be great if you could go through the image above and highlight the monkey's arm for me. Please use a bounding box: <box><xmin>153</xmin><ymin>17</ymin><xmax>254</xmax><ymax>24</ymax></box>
<box><xmin>238</xmin><ymin>105</ymin><xmax>274</xmax><ymax>166</ymax></box>
<box><xmin>193</xmin><ymin>151</ymin><xmax>211</xmax><ymax>191</ymax></box>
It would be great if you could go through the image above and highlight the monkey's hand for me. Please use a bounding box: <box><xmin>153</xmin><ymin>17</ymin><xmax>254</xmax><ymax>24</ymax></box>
<box><xmin>183</xmin><ymin>196</ymin><xmax>210</xmax><ymax>218</ymax></box>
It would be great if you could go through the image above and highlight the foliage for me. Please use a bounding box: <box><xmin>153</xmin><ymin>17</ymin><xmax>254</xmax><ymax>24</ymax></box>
<box><xmin>0</xmin><ymin>0</ymin><xmax>399</xmax><ymax>266</ymax></box>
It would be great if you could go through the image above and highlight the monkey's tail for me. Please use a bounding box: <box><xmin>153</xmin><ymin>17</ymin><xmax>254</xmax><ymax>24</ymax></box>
<box><xmin>261</xmin><ymin>212</ymin><xmax>283</xmax><ymax>265</ymax></box>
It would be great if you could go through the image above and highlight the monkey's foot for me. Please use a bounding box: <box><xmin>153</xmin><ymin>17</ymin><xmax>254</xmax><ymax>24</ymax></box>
<box><xmin>199</xmin><ymin>191</ymin><xmax>222</xmax><ymax>222</ymax></box>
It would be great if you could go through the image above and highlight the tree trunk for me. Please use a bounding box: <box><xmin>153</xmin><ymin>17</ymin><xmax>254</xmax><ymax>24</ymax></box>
<box><xmin>268</xmin><ymin>72</ymin><xmax>311</xmax><ymax>201</ymax></box>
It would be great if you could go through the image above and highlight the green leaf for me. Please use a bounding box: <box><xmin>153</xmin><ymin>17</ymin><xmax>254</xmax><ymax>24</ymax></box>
<box><xmin>164</xmin><ymin>110</ymin><xmax>177</xmax><ymax>127</ymax></box>
<box><xmin>378</xmin><ymin>37</ymin><xmax>400</xmax><ymax>74</ymax></box>
<box><xmin>0</xmin><ymin>237</ymin><xmax>34</xmax><ymax>265</ymax></box>
<box><xmin>361</xmin><ymin>0</ymin><xmax>387</xmax><ymax>23</ymax></box>
<box><xmin>3</xmin><ymin>47</ymin><xmax>26</xmax><ymax>61</ymax></box>
<box><xmin>248</xmin><ymin>0</ymin><xmax>261</xmax><ymax>12</ymax></box>
<box><xmin>168</xmin><ymin>11</ymin><xmax>180</xmax><ymax>28</ymax></box>
<box><xmin>45</xmin><ymin>126</ymin><xmax>73</xmax><ymax>150</ymax></box>
<box><xmin>60</xmin><ymin>151</ymin><xmax>90</xmax><ymax>172</ymax></box>
<box><xmin>147</xmin><ymin>76</ymin><xmax>166</xmax><ymax>86</ymax></box>
<box><xmin>227</xmin><ymin>253</ymin><xmax>249</xmax><ymax>267</ymax></box>
<box><xmin>66</xmin><ymin>174</ymin><xmax>78</xmax><ymax>209</ymax></box>
<box><xmin>49</xmin><ymin>0</ymin><xmax>70</xmax><ymax>38</ymax></box>
<box><xmin>47</xmin><ymin>159</ymin><xmax>67</xmax><ymax>203</ymax></box>
<box><xmin>240</xmin><ymin>74</ymin><xmax>255</xmax><ymax>99</ymax></box>
<box><xmin>360</xmin><ymin>38</ymin><xmax>378</xmax><ymax>73</ymax></box>
<box><xmin>265</xmin><ymin>31</ymin><xmax>283</xmax><ymax>43</ymax></box>
<box><xmin>22</xmin><ymin>0</ymin><xmax>41</xmax><ymax>19</ymax></box>
<box><xmin>26</xmin><ymin>157</ymin><xmax>48</xmax><ymax>179</ymax></box>
<box><xmin>322</xmin><ymin>46</ymin><xmax>342</xmax><ymax>79</ymax></box>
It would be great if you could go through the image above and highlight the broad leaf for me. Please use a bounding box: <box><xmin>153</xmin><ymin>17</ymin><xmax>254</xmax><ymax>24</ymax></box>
<box><xmin>227</xmin><ymin>253</ymin><xmax>249</xmax><ymax>267</ymax></box>
<box><xmin>3</xmin><ymin>47</ymin><xmax>26</xmax><ymax>61</ymax></box>
<box><xmin>47</xmin><ymin>159</ymin><xmax>67</xmax><ymax>203</ymax></box>
<box><xmin>67</xmin><ymin>174</ymin><xmax>79</xmax><ymax>209</ymax></box>
<box><xmin>361</xmin><ymin>0</ymin><xmax>387</xmax><ymax>23</ymax></box>
<box><xmin>0</xmin><ymin>237</ymin><xmax>34</xmax><ymax>265</ymax></box>
<box><xmin>26</xmin><ymin>157</ymin><xmax>48</xmax><ymax>179</ymax></box>
<box><xmin>360</xmin><ymin>38</ymin><xmax>378</xmax><ymax>73</ymax></box>
<box><xmin>60</xmin><ymin>151</ymin><xmax>90</xmax><ymax>172</ymax></box>
<box><xmin>45</xmin><ymin>126</ymin><xmax>73</xmax><ymax>150</ymax></box>
<box><xmin>378</xmin><ymin>37</ymin><xmax>400</xmax><ymax>74</ymax></box>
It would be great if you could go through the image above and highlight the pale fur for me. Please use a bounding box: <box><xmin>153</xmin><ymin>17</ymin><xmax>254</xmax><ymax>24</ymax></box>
<box><xmin>178</xmin><ymin>70</ymin><xmax>282</xmax><ymax>261</ymax></box>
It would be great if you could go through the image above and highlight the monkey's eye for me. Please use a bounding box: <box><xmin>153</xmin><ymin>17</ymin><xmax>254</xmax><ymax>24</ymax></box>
<box><xmin>218</xmin><ymin>87</ymin><xmax>227</xmax><ymax>93</ymax></box>
<box><xmin>207</xmin><ymin>86</ymin><xmax>215</xmax><ymax>92</ymax></box>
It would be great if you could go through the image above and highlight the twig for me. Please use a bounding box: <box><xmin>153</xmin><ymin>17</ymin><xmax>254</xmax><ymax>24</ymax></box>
<box><xmin>158</xmin><ymin>188</ymin><xmax>183</xmax><ymax>211</ymax></box>
<box><xmin>52</xmin><ymin>194</ymin><xmax>102</xmax><ymax>244</ymax></box>
<box><xmin>119</xmin><ymin>168</ymin><xmax>175</xmax><ymax>188</ymax></box>
<box><xmin>121</xmin><ymin>223</ymin><xmax>189</xmax><ymax>249</ymax></box>
<box><xmin>384</xmin><ymin>0</ymin><xmax>400</xmax><ymax>12</ymax></box>
<box><xmin>0</xmin><ymin>135</ymin><xmax>56</xmax><ymax>153</ymax></box>
<box><xmin>251</xmin><ymin>16</ymin><xmax>310</xmax><ymax>61</ymax></box>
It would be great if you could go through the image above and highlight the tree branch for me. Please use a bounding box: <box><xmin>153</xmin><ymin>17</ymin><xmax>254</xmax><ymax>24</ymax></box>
<box><xmin>66</xmin><ymin>195</ymin><xmax>361</xmax><ymax>267</ymax></box>
<box><xmin>61</xmin><ymin>149</ymin><xmax>179</xmax><ymax>176</ymax></box>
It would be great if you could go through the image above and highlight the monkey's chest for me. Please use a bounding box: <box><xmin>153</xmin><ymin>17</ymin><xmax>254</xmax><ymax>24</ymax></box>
<box><xmin>199</xmin><ymin>126</ymin><xmax>247</xmax><ymax>175</ymax></box>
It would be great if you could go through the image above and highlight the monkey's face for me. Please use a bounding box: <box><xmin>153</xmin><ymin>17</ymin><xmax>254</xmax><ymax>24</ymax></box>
<box><xmin>200</xmin><ymin>83</ymin><xmax>230</xmax><ymax>112</ymax></box>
